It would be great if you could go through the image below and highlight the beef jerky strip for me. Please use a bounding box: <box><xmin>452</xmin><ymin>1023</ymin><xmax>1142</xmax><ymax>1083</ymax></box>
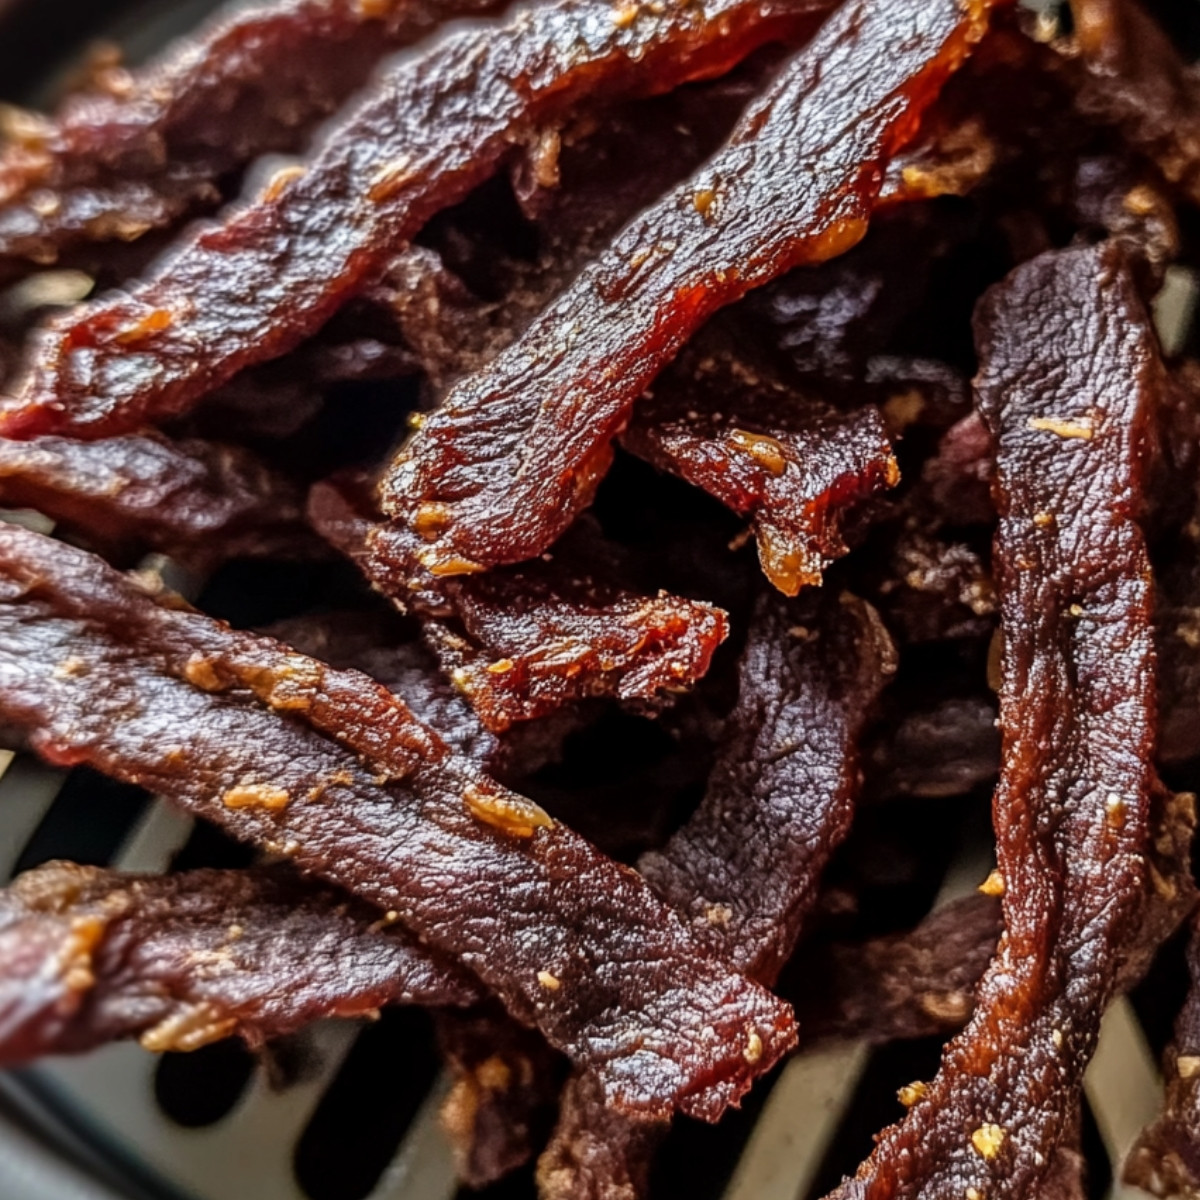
<box><xmin>0</xmin><ymin>526</ymin><xmax>793</xmax><ymax>1120</ymax></box>
<box><xmin>0</xmin><ymin>431</ymin><xmax>312</xmax><ymax>569</ymax></box>
<box><xmin>0</xmin><ymin>0</ymin><xmax>505</xmax><ymax>270</ymax></box>
<box><xmin>622</xmin><ymin>348</ymin><xmax>898</xmax><ymax>595</ymax></box>
<box><xmin>540</xmin><ymin>589</ymin><xmax>895</xmax><ymax>1198</ymax></box>
<box><xmin>378</xmin><ymin>0</ymin><xmax>999</xmax><ymax>578</ymax></box>
<box><xmin>436</xmin><ymin>1006</ymin><xmax>564</xmax><ymax>1188</ymax></box>
<box><xmin>1057</xmin><ymin>0</ymin><xmax>1200</xmax><ymax>206</ymax></box>
<box><xmin>1125</xmin><ymin>914</ymin><xmax>1200</xmax><ymax>1198</ymax></box>
<box><xmin>0</xmin><ymin>861</ymin><xmax>481</xmax><ymax>1065</ymax></box>
<box><xmin>0</xmin><ymin>0</ymin><xmax>839</xmax><ymax>440</ymax></box>
<box><xmin>827</xmin><ymin>242</ymin><xmax>1168</xmax><ymax>1200</ymax></box>
<box><xmin>312</xmin><ymin>483</ymin><xmax>728</xmax><ymax>732</ymax></box>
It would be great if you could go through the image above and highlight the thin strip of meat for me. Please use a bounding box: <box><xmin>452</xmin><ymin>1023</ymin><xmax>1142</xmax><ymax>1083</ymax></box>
<box><xmin>0</xmin><ymin>860</ymin><xmax>481</xmax><ymax>1065</ymax></box>
<box><xmin>540</xmin><ymin>588</ymin><xmax>894</xmax><ymax>1198</ymax></box>
<box><xmin>827</xmin><ymin>242</ymin><xmax>1173</xmax><ymax>1200</ymax></box>
<box><xmin>377</xmin><ymin>0</ymin><xmax>1000</xmax><ymax>579</ymax></box>
<box><xmin>1058</xmin><ymin>0</ymin><xmax>1200</xmax><ymax>205</ymax></box>
<box><xmin>622</xmin><ymin>348</ymin><xmax>898</xmax><ymax>596</ymax></box>
<box><xmin>0</xmin><ymin>0</ymin><xmax>837</xmax><ymax>439</ymax></box>
<box><xmin>0</xmin><ymin>431</ymin><xmax>312</xmax><ymax>568</ymax></box>
<box><xmin>0</xmin><ymin>525</ymin><xmax>793</xmax><ymax>1120</ymax></box>
<box><xmin>1125</xmin><ymin>914</ymin><xmax>1200</xmax><ymax>1198</ymax></box>
<box><xmin>436</xmin><ymin>1007</ymin><xmax>563</xmax><ymax>1188</ymax></box>
<box><xmin>312</xmin><ymin>483</ymin><xmax>728</xmax><ymax>731</ymax></box>
<box><xmin>0</xmin><ymin>0</ymin><xmax>504</xmax><ymax>269</ymax></box>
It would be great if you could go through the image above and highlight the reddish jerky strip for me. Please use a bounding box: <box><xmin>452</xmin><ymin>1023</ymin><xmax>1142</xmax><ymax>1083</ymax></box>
<box><xmin>539</xmin><ymin>589</ymin><xmax>893</xmax><ymax>1198</ymax></box>
<box><xmin>436</xmin><ymin>1007</ymin><xmax>563</xmax><ymax>1188</ymax></box>
<box><xmin>0</xmin><ymin>861</ymin><xmax>480</xmax><ymax>1064</ymax></box>
<box><xmin>313</xmin><ymin>483</ymin><xmax>728</xmax><ymax>731</ymax></box>
<box><xmin>0</xmin><ymin>432</ymin><xmax>311</xmax><ymax>568</ymax></box>
<box><xmin>379</xmin><ymin>0</ymin><xmax>998</xmax><ymax>578</ymax></box>
<box><xmin>0</xmin><ymin>0</ymin><xmax>503</xmax><ymax>269</ymax></box>
<box><xmin>0</xmin><ymin>0</ymin><xmax>837</xmax><ymax>439</ymax></box>
<box><xmin>623</xmin><ymin>351</ymin><xmax>898</xmax><ymax>595</ymax></box>
<box><xmin>0</xmin><ymin>527</ymin><xmax>793</xmax><ymax>1119</ymax></box>
<box><xmin>1126</xmin><ymin>915</ymin><xmax>1200</xmax><ymax>1198</ymax></box>
<box><xmin>828</xmin><ymin>242</ymin><xmax>1166</xmax><ymax>1200</ymax></box>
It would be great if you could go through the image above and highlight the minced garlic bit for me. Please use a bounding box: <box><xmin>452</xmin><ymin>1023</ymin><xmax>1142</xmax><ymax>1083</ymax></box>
<box><xmin>260</xmin><ymin>164</ymin><xmax>306</xmax><ymax>204</ymax></box>
<box><xmin>368</xmin><ymin>156</ymin><xmax>418</xmax><ymax>203</ymax></box>
<box><xmin>1177</xmin><ymin>1055</ymin><xmax>1200</xmax><ymax>1079</ymax></box>
<box><xmin>476</xmin><ymin>1055</ymin><xmax>513</xmax><ymax>1091</ymax></box>
<box><xmin>977</xmin><ymin>869</ymin><xmax>1005</xmax><ymax>897</ymax></box>
<box><xmin>897</xmin><ymin>1080</ymin><xmax>927</xmax><ymax>1107</ymax></box>
<box><xmin>184</xmin><ymin>654</ymin><xmax>224</xmax><ymax>692</ymax></box>
<box><xmin>114</xmin><ymin>308</ymin><xmax>174</xmax><ymax>346</ymax></box>
<box><xmin>1027</xmin><ymin>415</ymin><xmax>1095</xmax><ymax>440</ymax></box>
<box><xmin>743</xmin><ymin>1029</ymin><xmax>763</xmax><ymax>1065</ymax></box>
<box><xmin>1033</xmin><ymin>511</ymin><xmax>1054</xmax><ymax>528</ymax></box>
<box><xmin>1105</xmin><ymin>793</ymin><xmax>1127</xmax><ymax>829</ymax></box>
<box><xmin>729</xmin><ymin>428</ymin><xmax>787</xmax><ymax>476</ymax></box>
<box><xmin>612</xmin><ymin>1</ymin><xmax>638</xmax><ymax>27</ymax></box>
<box><xmin>140</xmin><ymin>1002</ymin><xmax>238</xmax><ymax>1053</ymax></box>
<box><xmin>537</xmin><ymin>970</ymin><xmax>561</xmax><ymax>991</ymax></box>
<box><xmin>413</xmin><ymin>501</ymin><xmax>451</xmax><ymax>537</ymax></box>
<box><xmin>59</xmin><ymin>915</ymin><xmax>106</xmax><ymax>992</ymax></box>
<box><xmin>692</xmin><ymin>186</ymin><xmax>718</xmax><ymax>220</ymax></box>
<box><xmin>464</xmin><ymin>783</ymin><xmax>553</xmax><ymax>838</ymax></box>
<box><xmin>971</xmin><ymin>1123</ymin><xmax>1006</xmax><ymax>1160</ymax></box>
<box><xmin>705</xmin><ymin>902</ymin><xmax>733</xmax><ymax>926</ymax></box>
<box><xmin>486</xmin><ymin>658</ymin><xmax>516</xmax><ymax>675</ymax></box>
<box><xmin>222</xmin><ymin>783</ymin><xmax>292</xmax><ymax>812</ymax></box>
<box><xmin>53</xmin><ymin>656</ymin><xmax>88</xmax><ymax>679</ymax></box>
<box><xmin>1051</xmin><ymin>1028</ymin><xmax>1064</xmax><ymax>1049</ymax></box>
<box><xmin>966</xmin><ymin>1188</ymin><xmax>984</xmax><ymax>1200</ymax></box>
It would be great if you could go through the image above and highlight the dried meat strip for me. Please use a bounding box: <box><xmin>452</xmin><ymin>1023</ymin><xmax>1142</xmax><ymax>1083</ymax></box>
<box><xmin>0</xmin><ymin>0</ymin><xmax>503</xmax><ymax>269</ymax></box>
<box><xmin>0</xmin><ymin>860</ymin><xmax>480</xmax><ymax>1064</ymax></box>
<box><xmin>436</xmin><ymin>1007</ymin><xmax>563</xmax><ymax>1188</ymax></box>
<box><xmin>377</xmin><ymin>0</ymin><xmax>999</xmax><ymax>579</ymax></box>
<box><xmin>0</xmin><ymin>0</ymin><xmax>837</xmax><ymax>439</ymax></box>
<box><xmin>540</xmin><ymin>588</ymin><xmax>894</xmax><ymax>1198</ymax></box>
<box><xmin>640</xmin><ymin>590</ymin><xmax>895</xmax><ymax>984</ymax></box>
<box><xmin>1125</xmin><ymin>914</ymin><xmax>1200</xmax><ymax>1198</ymax></box>
<box><xmin>1057</xmin><ymin>0</ymin><xmax>1200</xmax><ymax>205</ymax></box>
<box><xmin>312</xmin><ymin>483</ymin><xmax>728</xmax><ymax>731</ymax></box>
<box><xmin>622</xmin><ymin>349</ymin><xmax>898</xmax><ymax>596</ymax></box>
<box><xmin>826</xmin><ymin>241</ymin><xmax>1171</xmax><ymax>1200</ymax></box>
<box><xmin>0</xmin><ymin>431</ymin><xmax>312</xmax><ymax>568</ymax></box>
<box><xmin>0</xmin><ymin>525</ymin><xmax>793</xmax><ymax>1119</ymax></box>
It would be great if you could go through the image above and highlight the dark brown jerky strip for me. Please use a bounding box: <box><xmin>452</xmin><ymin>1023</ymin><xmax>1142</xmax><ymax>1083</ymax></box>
<box><xmin>0</xmin><ymin>0</ymin><xmax>503</xmax><ymax>269</ymax></box>
<box><xmin>640</xmin><ymin>590</ymin><xmax>895</xmax><ymax>984</ymax></box>
<box><xmin>0</xmin><ymin>431</ymin><xmax>312</xmax><ymax>568</ymax></box>
<box><xmin>0</xmin><ymin>0</ymin><xmax>837</xmax><ymax>439</ymax></box>
<box><xmin>1126</xmin><ymin>914</ymin><xmax>1200</xmax><ymax>1197</ymax></box>
<box><xmin>827</xmin><ymin>242</ymin><xmax>1167</xmax><ymax>1200</ymax></box>
<box><xmin>312</xmin><ymin>482</ymin><xmax>728</xmax><ymax>731</ymax></box>
<box><xmin>622</xmin><ymin>349</ymin><xmax>898</xmax><ymax>596</ymax></box>
<box><xmin>0</xmin><ymin>525</ymin><xmax>793</xmax><ymax>1119</ymax></box>
<box><xmin>0</xmin><ymin>860</ymin><xmax>481</xmax><ymax>1065</ymax></box>
<box><xmin>378</xmin><ymin>0</ymin><xmax>998</xmax><ymax>578</ymax></box>
<box><xmin>539</xmin><ymin>589</ymin><xmax>893</xmax><ymax>1197</ymax></box>
<box><xmin>436</xmin><ymin>1006</ymin><xmax>563</xmax><ymax>1188</ymax></box>
<box><xmin>1058</xmin><ymin>0</ymin><xmax>1200</xmax><ymax>205</ymax></box>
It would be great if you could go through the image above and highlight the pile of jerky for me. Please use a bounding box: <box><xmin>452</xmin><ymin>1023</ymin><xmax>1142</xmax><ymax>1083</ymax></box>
<box><xmin>1</xmin><ymin>0</ymin><xmax>1200</xmax><ymax>1196</ymax></box>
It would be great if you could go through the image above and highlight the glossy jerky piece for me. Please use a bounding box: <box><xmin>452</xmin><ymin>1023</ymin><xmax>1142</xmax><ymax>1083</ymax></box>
<box><xmin>1059</xmin><ymin>0</ymin><xmax>1200</xmax><ymax>205</ymax></box>
<box><xmin>0</xmin><ymin>431</ymin><xmax>313</xmax><ymax>568</ymax></box>
<box><xmin>828</xmin><ymin>242</ymin><xmax>1167</xmax><ymax>1200</ymax></box>
<box><xmin>794</xmin><ymin>894</ymin><xmax>1002</xmax><ymax>1046</ymax></box>
<box><xmin>0</xmin><ymin>527</ymin><xmax>794</xmax><ymax>1119</ymax></box>
<box><xmin>313</xmin><ymin>482</ymin><xmax>729</xmax><ymax>732</ymax></box>
<box><xmin>640</xmin><ymin>590</ymin><xmax>895</xmax><ymax>984</ymax></box>
<box><xmin>0</xmin><ymin>861</ymin><xmax>480</xmax><ymax>1064</ymax></box>
<box><xmin>436</xmin><ymin>1006</ymin><xmax>563</xmax><ymax>1188</ymax></box>
<box><xmin>622</xmin><ymin>349</ymin><xmax>898</xmax><ymax>596</ymax></box>
<box><xmin>0</xmin><ymin>0</ymin><xmax>504</xmax><ymax>270</ymax></box>
<box><xmin>381</xmin><ymin>0</ymin><xmax>999</xmax><ymax>577</ymax></box>
<box><xmin>1126</xmin><ymin>915</ymin><xmax>1200</xmax><ymax>1197</ymax></box>
<box><xmin>0</xmin><ymin>0</ymin><xmax>837</xmax><ymax>440</ymax></box>
<box><xmin>538</xmin><ymin>589</ymin><xmax>894</xmax><ymax>1198</ymax></box>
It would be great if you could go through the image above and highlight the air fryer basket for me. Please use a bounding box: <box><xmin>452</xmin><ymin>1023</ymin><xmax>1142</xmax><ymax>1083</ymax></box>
<box><xmin>1</xmin><ymin>2</ymin><xmax>1200</xmax><ymax>1198</ymax></box>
